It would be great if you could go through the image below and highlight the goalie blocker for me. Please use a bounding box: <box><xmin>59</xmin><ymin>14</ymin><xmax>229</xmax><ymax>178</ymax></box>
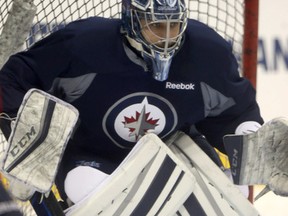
<box><xmin>224</xmin><ymin>117</ymin><xmax>288</xmax><ymax>197</ymax></box>
<box><xmin>1</xmin><ymin>89</ymin><xmax>79</xmax><ymax>200</ymax></box>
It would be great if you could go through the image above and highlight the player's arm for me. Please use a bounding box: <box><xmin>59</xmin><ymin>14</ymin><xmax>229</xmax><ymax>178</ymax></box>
<box><xmin>0</xmin><ymin>28</ymin><xmax>73</xmax><ymax>116</ymax></box>
<box><xmin>194</xmin><ymin>33</ymin><xmax>264</xmax><ymax>152</ymax></box>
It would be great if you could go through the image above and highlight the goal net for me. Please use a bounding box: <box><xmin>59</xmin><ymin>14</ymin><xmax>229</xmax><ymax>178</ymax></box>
<box><xmin>0</xmin><ymin>0</ymin><xmax>258</xmax><ymax>215</ymax></box>
<box><xmin>0</xmin><ymin>0</ymin><xmax>258</xmax><ymax>74</ymax></box>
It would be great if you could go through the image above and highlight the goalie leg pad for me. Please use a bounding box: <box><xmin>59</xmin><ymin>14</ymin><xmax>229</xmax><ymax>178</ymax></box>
<box><xmin>66</xmin><ymin>133</ymin><xmax>259</xmax><ymax>216</ymax></box>
<box><xmin>166</xmin><ymin>131</ymin><xmax>259</xmax><ymax>216</ymax></box>
<box><xmin>65</xmin><ymin>133</ymin><xmax>197</xmax><ymax>216</ymax></box>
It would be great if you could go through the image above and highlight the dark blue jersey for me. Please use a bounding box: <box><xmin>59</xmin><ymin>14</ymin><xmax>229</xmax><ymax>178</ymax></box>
<box><xmin>0</xmin><ymin>17</ymin><xmax>263</xmax><ymax>171</ymax></box>
<box><xmin>0</xmin><ymin>184</ymin><xmax>22</xmax><ymax>216</ymax></box>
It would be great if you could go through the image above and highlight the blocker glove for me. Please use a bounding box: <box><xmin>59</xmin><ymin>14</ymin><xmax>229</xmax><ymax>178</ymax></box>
<box><xmin>224</xmin><ymin>117</ymin><xmax>288</xmax><ymax>196</ymax></box>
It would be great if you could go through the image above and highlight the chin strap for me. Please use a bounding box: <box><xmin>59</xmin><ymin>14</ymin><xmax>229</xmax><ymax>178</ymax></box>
<box><xmin>126</xmin><ymin>36</ymin><xmax>144</xmax><ymax>53</ymax></box>
<box><xmin>125</xmin><ymin>36</ymin><xmax>174</xmax><ymax>81</ymax></box>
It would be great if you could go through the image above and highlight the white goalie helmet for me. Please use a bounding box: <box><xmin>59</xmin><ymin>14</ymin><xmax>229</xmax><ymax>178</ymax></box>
<box><xmin>122</xmin><ymin>0</ymin><xmax>187</xmax><ymax>81</ymax></box>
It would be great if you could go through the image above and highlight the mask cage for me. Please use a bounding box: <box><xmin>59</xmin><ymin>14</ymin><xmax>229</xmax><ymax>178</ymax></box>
<box><xmin>130</xmin><ymin>9</ymin><xmax>187</xmax><ymax>58</ymax></box>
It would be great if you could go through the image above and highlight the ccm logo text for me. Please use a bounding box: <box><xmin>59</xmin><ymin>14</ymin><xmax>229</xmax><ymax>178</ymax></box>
<box><xmin>10</xmin><ymin>126</ymin><xmax>36</xmax><ymax>157</ymax></box>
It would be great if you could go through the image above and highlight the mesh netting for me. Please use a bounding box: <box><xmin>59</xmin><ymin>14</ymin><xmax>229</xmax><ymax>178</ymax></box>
<box><xmin>188</xmin><ymin>0</ymin><xmax>244</xmax><ymax>61</ymax></box>
<box><xmin>0</xmin><ymin>1</ymin><xmax>12</xmax><ymax>31</ymax></box>
<box><xmin>0</xmin><ymin>0</ymin><xmax>244</xmax><ymax>60</ymax></box>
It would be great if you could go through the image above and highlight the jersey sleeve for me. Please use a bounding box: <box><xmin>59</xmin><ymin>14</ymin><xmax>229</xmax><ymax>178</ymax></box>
<box><xmin>193</xmin><ymin>33</ymin><xmax>264</xmax><ymax>153</ymax></box>
<box><xmin>0</xmin><ymin>28</ymin><xmax>75</xmax><ymax>116</ymax></box>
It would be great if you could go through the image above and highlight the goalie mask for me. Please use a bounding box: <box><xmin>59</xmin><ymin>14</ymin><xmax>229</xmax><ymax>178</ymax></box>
<box><xmin>122</xmin><ymin>0</ymin><xmax>187</xmax><ymax>81</ymax></box>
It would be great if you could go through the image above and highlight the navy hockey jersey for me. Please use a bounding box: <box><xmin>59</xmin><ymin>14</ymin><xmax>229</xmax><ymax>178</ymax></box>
<box><xmin>0</xmin><ymin>17</ymin><xmax>263</xmax><ymax>174</ymax></box>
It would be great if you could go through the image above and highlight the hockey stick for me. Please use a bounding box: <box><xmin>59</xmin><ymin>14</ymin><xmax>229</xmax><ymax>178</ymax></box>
<box><xmin>29</xmin><ymin>192</ymin><xmax>65</xmax><ymax>216</ymax></box>
<box><xmin>0</xmin><ymin>0</ymin><xmax>36</xmax><ymax>68</ymax></box>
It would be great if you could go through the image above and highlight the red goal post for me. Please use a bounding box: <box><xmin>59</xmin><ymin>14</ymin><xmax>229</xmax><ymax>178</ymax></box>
<box><xmin>243</xmin><ymin>0</ymin><xmax>259</xmax><ymax>88</ymax></box>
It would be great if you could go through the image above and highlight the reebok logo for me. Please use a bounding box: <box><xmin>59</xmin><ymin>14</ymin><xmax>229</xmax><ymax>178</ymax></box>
<box><xmin>165</xmin><ymin>82</ymin><xmax>195</xmax><ymax>90</ymax></box>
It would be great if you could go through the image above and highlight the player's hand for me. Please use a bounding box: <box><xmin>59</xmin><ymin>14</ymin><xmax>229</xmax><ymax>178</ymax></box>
<box><xmin>266</xmin><ymin>118</ymin><xmax>288</xmax><ymax>196</ymax></box>
<box><xmin>224</xmin><ymin>117</ymin><xmax>288</xmax><ymax>197</ymax></box>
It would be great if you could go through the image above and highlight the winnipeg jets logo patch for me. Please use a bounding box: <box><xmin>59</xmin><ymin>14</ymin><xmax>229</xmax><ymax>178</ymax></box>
<box><xmin>122</xmin><ymin>103</ymin><xmax>160</xmax><ymax>141</ymax></box>
<box><xmin>103</xmin><ymin>92</ymin><xmax>177</xmax><ymax>149</ymax></box>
